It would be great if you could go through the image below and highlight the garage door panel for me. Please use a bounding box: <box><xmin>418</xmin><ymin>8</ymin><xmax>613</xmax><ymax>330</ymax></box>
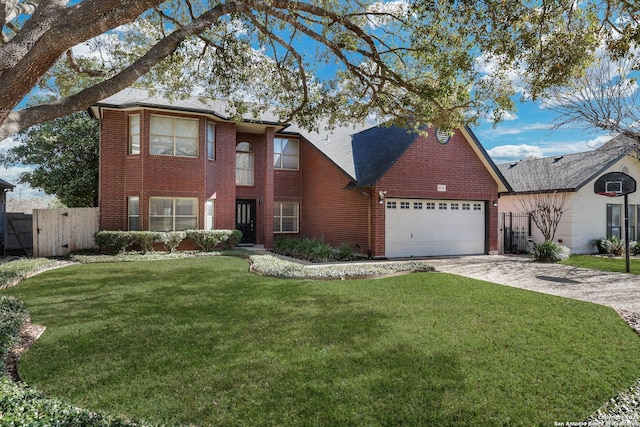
<box><xmin>385</xmin><ymin>198</ymin><xmax>485</xmax><ymax>257</ymax></box>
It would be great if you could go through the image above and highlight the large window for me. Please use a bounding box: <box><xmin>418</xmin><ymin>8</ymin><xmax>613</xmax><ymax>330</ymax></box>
<box><xmin>149</xmin><ymin>197</ymin><xmax>198</xmax><ymax>231</ymax></box>
<box><xmin>236</xmin><ymin>142</ymin><xmax>254</xmax><ymax>186</ymax></box>
<box><xmin>274</xmin><ymin>202</ymin><xmax>299</xmax><ymax>233</ymax></box>
<box><xmin>606</xmin><ymin>203</ymin><xmax>640</xmax><ymax>241</ymax></box>
<box><xmin>207</xmin><ymin>122</ymin><xmax>215</xmax><ymax>160</ymax></box>
<box><xmin>129</xmin><ymin>115</ymin><xmax>140</xmax><ymax>155</ymax></box>
<box><xmin>128</xmin><ymin>196</ymin><xmax>139</xmax><ymax>230</ymax></box>
<box><xmin>150</xmin><ymin>115</ymin><xmax>198</xmax><ymax>157</ymax></box>
<box><xmin>607</xmin><ymin>204</ymin><xmax>622</xmax><ymax>239</ymax></box>
<box><xmin>274</xmin><ymin>138</ymin><xmax>299</xmax><ymax>170</ymax></box>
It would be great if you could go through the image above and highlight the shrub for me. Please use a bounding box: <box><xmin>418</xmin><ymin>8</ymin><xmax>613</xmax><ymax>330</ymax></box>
<box><xmin>591</xmin><ymin>236</ymin><xmax>627</xmax><ymax>256</ymax></box>
<box><xmin>0</xmin><ymin>258</ymin><xmax>57</xmax><ymax>290</ymax></box>
<box><xmin>335</xmin><ymin>244</ymin><xmax>355</xmax><ymax>261</ymax></box>
<box><xmin>0</xmin><ymin>296</ymin><xmax>28</xmax><ymax>375</ymax></box>
<box><xmin>630</xmin><ymin>241</ymin><xmax>640</xmax><ymax>256</ymax></box>
<box><xmin>94</xmin><ymin>231</ymin><xmax>135</xmax><ymax>254</ymax></box>
<box><xmin>530</xmin><ymin>241</ymin><xmax>571</xmax><ymax>262</ymax></box>
<box><xmin>185</xmin><ymin>230</ymin><xmax>242</xmax><ymax>252</ymax></box>
<box><xmin>272</xmin><ymin>237</ymin><xmax>358</xmax><ymax>263</ymax></box>
<box><xmin>160</xmin><ymin>231</ymin><xmax>187</xmax><ymax>253</ymax></box>
<box><xmin>129</xmin><ymin>231</ymin><xmax>165</xmax><ymax>254</ymax></box>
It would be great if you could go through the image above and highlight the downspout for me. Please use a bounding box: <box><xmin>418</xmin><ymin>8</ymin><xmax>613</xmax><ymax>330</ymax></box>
<box><xmin>367</xmin><ymin>190</ymin><xmax>372</xmax><ymax>259</ymax></box>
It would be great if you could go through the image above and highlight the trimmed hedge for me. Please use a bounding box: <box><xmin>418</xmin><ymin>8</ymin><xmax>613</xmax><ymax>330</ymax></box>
<box><xmin>94</xmin><ymin>230</ymin><xmax>241</xmax><ymax>254</ymax></box>
<box><xmin>0</xmin><ymin>296</ymin><xmax>28</xmax><ymax>376</ymax></box>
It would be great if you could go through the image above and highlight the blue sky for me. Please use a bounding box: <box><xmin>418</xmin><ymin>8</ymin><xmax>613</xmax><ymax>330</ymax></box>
<box><xmin>474</xmin><ymin>99</ymin><xmax>612</xmax><ymax>165</ymax></box>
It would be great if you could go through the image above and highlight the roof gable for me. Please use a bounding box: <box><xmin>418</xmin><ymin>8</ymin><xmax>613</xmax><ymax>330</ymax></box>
<box><xmin>351</xmin><ymin>125</ymin><xmax>420</xmax><ymax>185</ymax></box>
<box><xmin>497</xmin><ymin>134</ymin><xmax>637</xmax><ymax>193</ymax></box>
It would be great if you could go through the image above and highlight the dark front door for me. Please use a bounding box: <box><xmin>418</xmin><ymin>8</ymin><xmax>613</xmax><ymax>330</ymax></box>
<box><xmin>236</xmin><ymin>200</ymin><xmax>256</xmax><ymax>244</ymax></box>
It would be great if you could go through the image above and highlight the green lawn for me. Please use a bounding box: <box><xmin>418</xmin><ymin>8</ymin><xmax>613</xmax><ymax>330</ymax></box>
<box><xmin>3</xmin><ymin>256</ymin><xmax>640</xmax><ymax>426</ymax></box>
<box><xmin>561</xmin><ymin>255</ymin><xmax>640</xmax><ymax>274</ymax></box>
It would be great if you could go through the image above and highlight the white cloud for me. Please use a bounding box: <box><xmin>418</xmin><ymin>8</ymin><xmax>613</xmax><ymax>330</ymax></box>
<box><xmin>487</xmin><ymin>144</ymin><xmax>544</xmax><ymax>163</ymax></box>
<box><xmin>481</xmin><ymin>122</ymin><xmax>551</xmax><ymax>137</ymax></box>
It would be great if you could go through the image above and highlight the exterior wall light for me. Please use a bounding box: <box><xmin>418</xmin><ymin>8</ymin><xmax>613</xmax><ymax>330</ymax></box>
<box><xmin>378</xmin><ymin>190</ymin><xmax>387</xmax><ymax>204</ymax></box>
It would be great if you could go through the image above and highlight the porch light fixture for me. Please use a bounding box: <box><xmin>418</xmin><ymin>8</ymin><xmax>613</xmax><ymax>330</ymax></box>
<box><xmin>492</xmin><ymin>200</ymin><xmax>498</xmax><ymax>207</ymax></box>
<box><xmin>378</xmin><ymin>190</ymin><xmax>387</xmax><ymax>204</ymax></box>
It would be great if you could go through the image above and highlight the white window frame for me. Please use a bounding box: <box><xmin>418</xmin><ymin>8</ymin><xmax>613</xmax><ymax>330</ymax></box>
<box><xmin>205</xmin><ymin>200</ymin><xmax>214</xmax><ymax>231</ymax></box>
<box><xmin>128</xmin><ymin>196</ymin><xmax>139</xmax><ymax>230</ymax></box>
<box><xmin>274</xmin><ymin>138</ymin><xmax>299</xmax><ymax>170</ymax></box>
<box><xmin>207</xmin><ymin>122</ymin><xmax>215</xmax><ymax>160</ymax></box>
<box><xmin>129</xmin><ymin>115</ymin><xmax>140</xmax><ymax>155</ymax></box>
<box><xmin>149</xmin><ymin>197</ymin><xmax>198</xmax><ymax>231</ymax></box>
<box><xmin>274</xmin><ymin>201</ymin><xmax>299</xmax><ymax>233</ymax></box>
<box><xmin>149</xmin><ymin>115</ymin><xmax>199</xmax><ymax>157</ymax></box>
<box><xmin>236</xmin><ymin>142</ymin><xmax>255</xmax><ymax>186</ymax></box>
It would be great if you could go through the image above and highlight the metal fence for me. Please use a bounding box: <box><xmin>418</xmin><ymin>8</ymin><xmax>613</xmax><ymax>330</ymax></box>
<box><xmin>500</xmin><ymin>212</ymin><xmax>532</xmax><ymax>254</ymax></box>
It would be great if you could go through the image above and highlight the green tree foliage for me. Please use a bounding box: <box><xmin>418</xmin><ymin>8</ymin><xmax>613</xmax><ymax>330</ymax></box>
<box><xmin>0</xmin><ymin>1</ymin><xmax>638</xmax><ymax>141</ymax></box>
<box><xmin>0</xmin><ymin>113</ymin><xmax>99</xmax><ymax>207</ymax></box>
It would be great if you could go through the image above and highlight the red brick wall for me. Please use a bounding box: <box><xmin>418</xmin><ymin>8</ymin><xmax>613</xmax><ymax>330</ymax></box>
<box><xmin>207</xmin><ymin>122</ymin><xmax>237</xmax><ymax>230</ymax></box>
<box><xmin>372</xmin><ymin>130</ymin><xmax>500</xmax><ymax>256</ymax></box>
<box><xmin>300</xmin><ymin>143</ymin><xmax>370</xmax><ymax>255</ymax></box>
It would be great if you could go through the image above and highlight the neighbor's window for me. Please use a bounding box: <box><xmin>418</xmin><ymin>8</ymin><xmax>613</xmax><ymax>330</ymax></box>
<box><xmin>274</xmin><ymin>202</ymin><xmax>299</xmax><ymax>233</ymax></box>
<box><xmin>606</xmin><ymin>204</ymin><xmax>622</xmax><ymax>240</ymax></box>
<box><xmin>274</xmin><ymin>138</ymin><xmax>299</xmax><ymax>170</ymax></box>
<box><xmin>129</xmin><ymin>115</ymin><xmax>140</xmax><ymax>155</ymax></box>
<box><xmin>128</xmin><ymin>196</ymin><xmax>139</xmax><ymax>230</ymax></box>
<box><xmin>149</xmin><ymin>197</ymin><xmax>198</xmax><ymax>231</ymax></box>
<box><xmin>207</xmin><ymin>122</ymin><xmax>215</xmax><ymax>160</ymax></box>
<box><xmin>150</xmin><ymin>115</ymin><xmax>198</xmax><ymax>157</ymax></box>
<box><xmin>236</xmin><ymin>142</ymin><xmax>255</xmax><ymax>186</ymax></box>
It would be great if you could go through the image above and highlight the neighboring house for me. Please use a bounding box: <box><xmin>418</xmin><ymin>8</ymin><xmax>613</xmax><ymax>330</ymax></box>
<box><xmin>0</xmin><ymin>178</ymin><xmax>14</xmax><ymax>253</ymax></box>
<box><xmin>497</xmin><ymin>135</ymin><xmax>640</xmax><ymax>254</ymax></box>
<box><xmin>90</xmin><ymin>88</ymin><xmax>509</xmax><ymax>258</ymax></box>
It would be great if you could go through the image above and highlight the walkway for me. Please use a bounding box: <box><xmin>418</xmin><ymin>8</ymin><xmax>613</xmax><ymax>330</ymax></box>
<box><xmin>425</xmin><ymin>255</ymin><xmax>640</xmax><ymax>313</ymax></box>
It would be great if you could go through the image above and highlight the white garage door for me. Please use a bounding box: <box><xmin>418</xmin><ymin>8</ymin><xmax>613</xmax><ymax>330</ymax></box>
<box><xmin>385</xmin><ymin>199</ymin><xmax>485</xmax><ymax>257</ymax></box>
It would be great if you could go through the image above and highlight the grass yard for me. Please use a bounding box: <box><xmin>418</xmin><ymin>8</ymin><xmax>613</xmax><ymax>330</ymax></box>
<box><xmin>3</xmin><ymin>256</ymin><xmax>640</xmax><ymax>426</ymax></box>
<box><xmin>561</xmin><ymin>255</ymin><xmax>640</xmax><ymax>274</ymax></box>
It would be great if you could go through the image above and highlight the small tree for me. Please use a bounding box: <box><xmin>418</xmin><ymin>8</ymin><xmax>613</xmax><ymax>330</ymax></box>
<box><xmin>518</xmin><ymin>190</ymin><xmax>571</xmax><ymax>242</ymax></box>
<box><xmin>0</xmin><ymin>112</ymin><xmax>99</xmax><ymax>207</ymax></box>
<box><xmin>512</xmin><ymin>160</ymin><xmax>574</xmax><ymax>242</ymax></box>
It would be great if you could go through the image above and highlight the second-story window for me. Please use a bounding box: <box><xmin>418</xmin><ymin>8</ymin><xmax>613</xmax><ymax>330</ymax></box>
<box><xmin>207</xmin><ymin>122</ymin><xmax>215</xmax><ymax>160</ymax></box>
<box><xmin>128</xmin><ymin>115</ymin><xmax>140</xmax><ymax>155</ymax></box>
<box><xmin>236</xmin><ymin>142</ymin><xmax>254</xmax><ymax>186</ymax></box>
<box><xmin>274</xmin><ymin>138</ymin><xmax>299</xmax><ymax>170</ymax></box>
<box><xmin>150</xmin><ymin>115</ymin><xmax>198</xmax><ymax>157</ymax></box>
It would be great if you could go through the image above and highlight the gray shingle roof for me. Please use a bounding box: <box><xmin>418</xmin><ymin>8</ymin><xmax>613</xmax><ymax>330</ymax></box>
<box><xmin>497</xmin><ymin>134</ymin><xmax>637</xmax><ymax>193</ymax></box>
<box><xmin>0</xmin><ymin>178</ymin><xmax>14</xmax><ymax>190</ymax></box>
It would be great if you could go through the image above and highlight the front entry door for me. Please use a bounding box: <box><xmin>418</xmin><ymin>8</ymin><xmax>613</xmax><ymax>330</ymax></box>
<box><xmin>236</xmin><ymin>200</ymin><xmax>256</xmax><ymax>244</ymax></box>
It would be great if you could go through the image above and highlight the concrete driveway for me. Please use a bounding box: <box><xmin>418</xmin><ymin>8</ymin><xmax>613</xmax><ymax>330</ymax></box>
<box><xmin>425</xmin><ymin>255</ymin><xmax>640</xmax><ymax>313</ymax></box>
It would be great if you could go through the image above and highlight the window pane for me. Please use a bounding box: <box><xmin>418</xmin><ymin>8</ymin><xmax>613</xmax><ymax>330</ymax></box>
<box><xmin>236</xmin><ymin>153</ymin><xmax>251</xmax><ymax>168</ymax></box>
<box><xmin>175</xmin><ymin>198</ymin><xmax>196</xmax><ymax>215</ymax></box>
<box><xmin>175</xmin><ymin>137</ymin><xmax>198</xmax><ymax>156</ymax></box>
<box><xmin>274</xmin><ymin>153</ymin><xmax>282</xmax><ymax>168</ymax></box>
<box><xmin>282</xmin><ymin>139</ymin><xmax>298</xmax><ymax>155</ymax></box>
<box><xmin>149</xmin><ymin>217</ymin><xmax>172</xmax><ymax>231</ymax></box>
<box><xmin>150</xmin><ymin>136</ymin><xmax>174</xmax><ymax>155</ymax></box>
<box><xmin>129</xmin><ymin>115</ymin><xmax>140</xmax><ymax>155</ymax></box>
<box><xmin>282</xmin><ymin>154</ymin><xmax>298</xmax><ymax>170</ymax></box>
<box><xmin>273</xmin><ymin>218</ymin><xmax>281</xmax><ymax>233</ymax></box>
<box><xmin>175</xmin><ymin>119</ymin><xmax>198</xmax><ymax>137</ymax></box>
<box><xmin>128</xmin><ymin>217</ymin><xmax>139</xmax><ymax>231</ymax></box>
<box><xmin>281</xmin><ymin>218</ymin><xmax>295</xmax><ymax>232</ymax></box>
<box><xmin>175</xmin><ymin>217</ymin><xmax>197</xmax><ymax>231</ymax></box>
<box><xmin>281</xmin><ymin>203</ymin><xmax>296</xmax><ymax>216</ymax></box>
<box><xmin>128</xmin><ymin>197</ymin><xmax>139</xmax><ymax>216</ymax></box>
<box><xmin>207</xmin><ymin>122</ymin><xmax>215</xmax><ymax>160</ymax></box>
<box><xmin>151</xmin><ymin>116</ymin><xmax>173</xmax><ymax>135</ymax></box>
<box><xmin>150</xmin><ymin>198</ymin><xmax>173</xmax><ymax>216</ymax></box>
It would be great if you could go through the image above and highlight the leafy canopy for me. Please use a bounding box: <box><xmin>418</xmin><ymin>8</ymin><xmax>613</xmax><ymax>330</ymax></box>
<box><xmin>0</xmin><ymin>0</ymin><xmax>638</xmax><ymax>140</ymax></box>
<box><xmin>0</xmin><ymin>112</ymin><xmax>99</xmax><ymax>207</ymax></box>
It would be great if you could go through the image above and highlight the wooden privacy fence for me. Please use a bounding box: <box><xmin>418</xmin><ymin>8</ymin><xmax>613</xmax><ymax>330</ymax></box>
<box><xmin>33</xmin><ymin>208</ymin><xmax>100</xmax><ymax>257</ymax></box>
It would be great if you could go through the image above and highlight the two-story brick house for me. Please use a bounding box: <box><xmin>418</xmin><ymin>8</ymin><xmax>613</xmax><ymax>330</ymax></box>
<box><xmin>90</xmin><ymin>88</ymin><xmax>510</xmax><ymax>258</ymax></box>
